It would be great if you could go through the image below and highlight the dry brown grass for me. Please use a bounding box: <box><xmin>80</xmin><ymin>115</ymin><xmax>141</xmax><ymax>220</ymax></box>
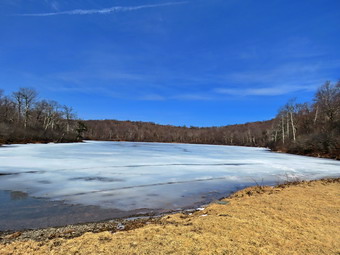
<box><xmin>1</xmin><ymin>179</ymin><xmax>339</xmax><ymax>255</ymax></box>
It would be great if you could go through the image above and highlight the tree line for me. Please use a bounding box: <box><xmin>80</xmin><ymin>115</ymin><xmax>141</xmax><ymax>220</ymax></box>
<box><xmin>1</xmin><ymin>81</ymin><xmax>339</xmax><ymax>159</ymax></box>
<box><xmin>83</xmin><ymin>81</ymin><xmax>339</xmax><ymax>159</ymax></box>
<box><xmin>269</xmin><ymin>81</ymin><xmax>339</xmax><ymax>158</ymax></box>
<box><xmin>84</xmin><ymin>119</ymin><xmax>273</xmax><ymax>147</ymax></box>
<box><xmin>0</xmin><ymin>88</ymin><xmax>85</xmax><ymax>144</ymax></box>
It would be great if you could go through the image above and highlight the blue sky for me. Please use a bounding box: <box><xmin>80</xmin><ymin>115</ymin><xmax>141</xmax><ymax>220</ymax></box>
<box><xmin>0</xmin><ymin>0</ymin><xmax>339</xmax><ymax>126</ymax></box>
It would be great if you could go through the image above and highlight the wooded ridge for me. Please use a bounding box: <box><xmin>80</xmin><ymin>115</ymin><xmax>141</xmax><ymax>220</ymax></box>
<box><xmin>83</xmin><ymin>81</ymin><xmax>340</xmax><ymax>159</ymax></box>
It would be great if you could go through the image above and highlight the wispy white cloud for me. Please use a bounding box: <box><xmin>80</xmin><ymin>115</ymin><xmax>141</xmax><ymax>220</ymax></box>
<box><xmin>215</xmin><ymin>84</ymin><xmax>318</xmax><ymax>96</ymax></box>
<box><xmin>138</xmin><ymin>93</ymin><xmax>213</xmax><ymax>101</ymax></box>
<box><xmin>16</xmin><ymin>2</ymin><xmax>187</xmax><ymax>17</ymax></box>
<box><xmin>213</xmin><ymin>60</ymin><xmax>340</xmax><ymax>96</ymax></box>
<box><xmin>171</xmin><ymin>94</ymin><xmax>212</xmax><ymax>100</ymax></box>
<box><xmin>225</xmin><ymin>63</ymin><xmax>322</xmax><ymax>85</ymax></box>
<box><xmin>138</xmin><ymin>94</ymin><xmax>166</xmax><ymax>101</ymax></box>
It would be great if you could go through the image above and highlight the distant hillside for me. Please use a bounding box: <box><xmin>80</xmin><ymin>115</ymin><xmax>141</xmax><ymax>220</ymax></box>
<box><xmin>83</xmin><ymin>119</ymin><xmax>274</xmax><ymax>147</ymax></box>
<box><xmin>84</xmin><ymin>81</ymin><xmax>340</xmax><ymax>159</ymax></box>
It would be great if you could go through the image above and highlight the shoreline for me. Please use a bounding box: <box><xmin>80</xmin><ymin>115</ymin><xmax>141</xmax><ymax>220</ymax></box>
<box><xmin>1</xmin><ymin>177</ymin><xmax>339</xmax><ymax>254</ymax></box>
<box><xmin>1</xmin><ymin>177</ymin><xmax>339</xmax><ymax>245</ymax></box>
<box><xmin>1</xmin><ymin>139</ymin><xmax>338</xmax><ymax>160</ymax></box>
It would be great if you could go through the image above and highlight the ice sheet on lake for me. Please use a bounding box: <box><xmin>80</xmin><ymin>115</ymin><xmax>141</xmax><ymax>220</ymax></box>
<box><xmin>0</xmin><ymin>141</ymin><xmax>339</xmax><ymax>210</ymax></box>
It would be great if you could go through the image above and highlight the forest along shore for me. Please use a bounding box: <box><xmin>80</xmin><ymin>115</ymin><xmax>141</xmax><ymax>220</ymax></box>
<box><xmin>0</xmin><ymin>88</ymin><xmax>86</xmax><ymax>145</ymax></box>
<box><xmin>1</xmin><ymin>178</ymin><xmax>339</xmax><ymax>254</ymax></box>
<box><xmin>83</xmin><ymin>82</ymin><xmax>340</xmax><ymax>160</ymax></box>
<box><xmin>1</xmin><ymin>81</ymin><xmax>340</xmax><ymax>159</ymax></box>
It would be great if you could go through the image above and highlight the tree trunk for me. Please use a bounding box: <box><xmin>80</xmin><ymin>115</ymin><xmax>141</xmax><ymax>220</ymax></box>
<box><xmin>281</xmin><ymin>115</ymin><xmax>285</xmax><ymax>144</ymax></box>
<box><xmin>290</xmin><ymin>112</ymin><xmax>296</xmax><ymax>142</ymax></box>
<box><xmin>314</xmin><ymin>105</ymin><xmax>318</xmax><ymax>125</ymax></box>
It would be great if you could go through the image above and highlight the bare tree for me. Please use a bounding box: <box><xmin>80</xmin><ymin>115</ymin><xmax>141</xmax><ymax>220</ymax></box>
<box><xmin>63</xmin><ymin>105</ymin><xmax>76</xmax><ymax>133</ymax></box>
<box><xmin>314</xmin><ymin>81</ymin><xmax>340</xmax><ymax>124</ymax></box>
<box><xmin>20</xmin><ymin>88</ymin><xmax>37</xmax><ymax>128</ymax></box>
<box><xmin>12</xmin><ymin>88</ymin><xmax>37</xmax><ymax>128</ymax></box>
<box><xmin>12</xmin><ymin>90</ymin><xmax>24</xmax><ymax>123</ymax></box>
<box><xmin>285</xmin><ymin>99</ymin><xmax>297</xmax><ymax>142</ymax></box>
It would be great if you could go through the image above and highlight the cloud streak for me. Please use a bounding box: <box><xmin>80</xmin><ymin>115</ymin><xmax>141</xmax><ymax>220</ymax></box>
<box><xmin>215</xmin><ymin>84</ymin><xmax>319</xmax><ymax>96</ymax></box>
<box><xmin>17</xmin><ymin>2</ymin><xmax>187</xmax><ymax>17</ymax></box>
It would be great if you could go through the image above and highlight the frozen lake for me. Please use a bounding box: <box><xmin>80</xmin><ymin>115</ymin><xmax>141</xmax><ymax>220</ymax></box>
<box><xmin>0</xmin><ymin>141</ymin><xmax>339</xmax><ymax>230</ymax></box>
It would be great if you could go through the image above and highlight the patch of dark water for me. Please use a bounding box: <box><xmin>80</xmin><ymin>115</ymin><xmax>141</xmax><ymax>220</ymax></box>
<box><xmin>0</xmin><ymin>190</ymin><xmax>156</xmax><ymax>232</ymax></box>
<box><xmin>0</xmin><ymin>171</ymin><xmax>43</xmax><ymax>176</ymax></box>
<box><xmin>0</xmin><ymin>180</ymin><xmax>274</xmax><ymax>232</ymax></box>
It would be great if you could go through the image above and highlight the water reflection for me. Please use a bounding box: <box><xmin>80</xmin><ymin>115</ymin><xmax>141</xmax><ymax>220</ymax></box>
<box><xmin>10</xmin><ymin>191</ymin><xmax>28</xmax><ymax>200</ymax></box>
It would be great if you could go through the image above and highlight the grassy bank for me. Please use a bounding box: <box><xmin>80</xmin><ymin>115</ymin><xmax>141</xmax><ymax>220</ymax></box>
<box><xmin>1</xmin><ymin>178</ymin><xmax>339</xmax><ymax>254</ymax></box>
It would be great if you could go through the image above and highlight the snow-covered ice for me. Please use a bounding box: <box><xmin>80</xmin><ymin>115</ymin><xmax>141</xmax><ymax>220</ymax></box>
<box><xmin>0</xmin><ymin>141</ymin><xmax>339</xmax><ymax>211</ymax></box>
